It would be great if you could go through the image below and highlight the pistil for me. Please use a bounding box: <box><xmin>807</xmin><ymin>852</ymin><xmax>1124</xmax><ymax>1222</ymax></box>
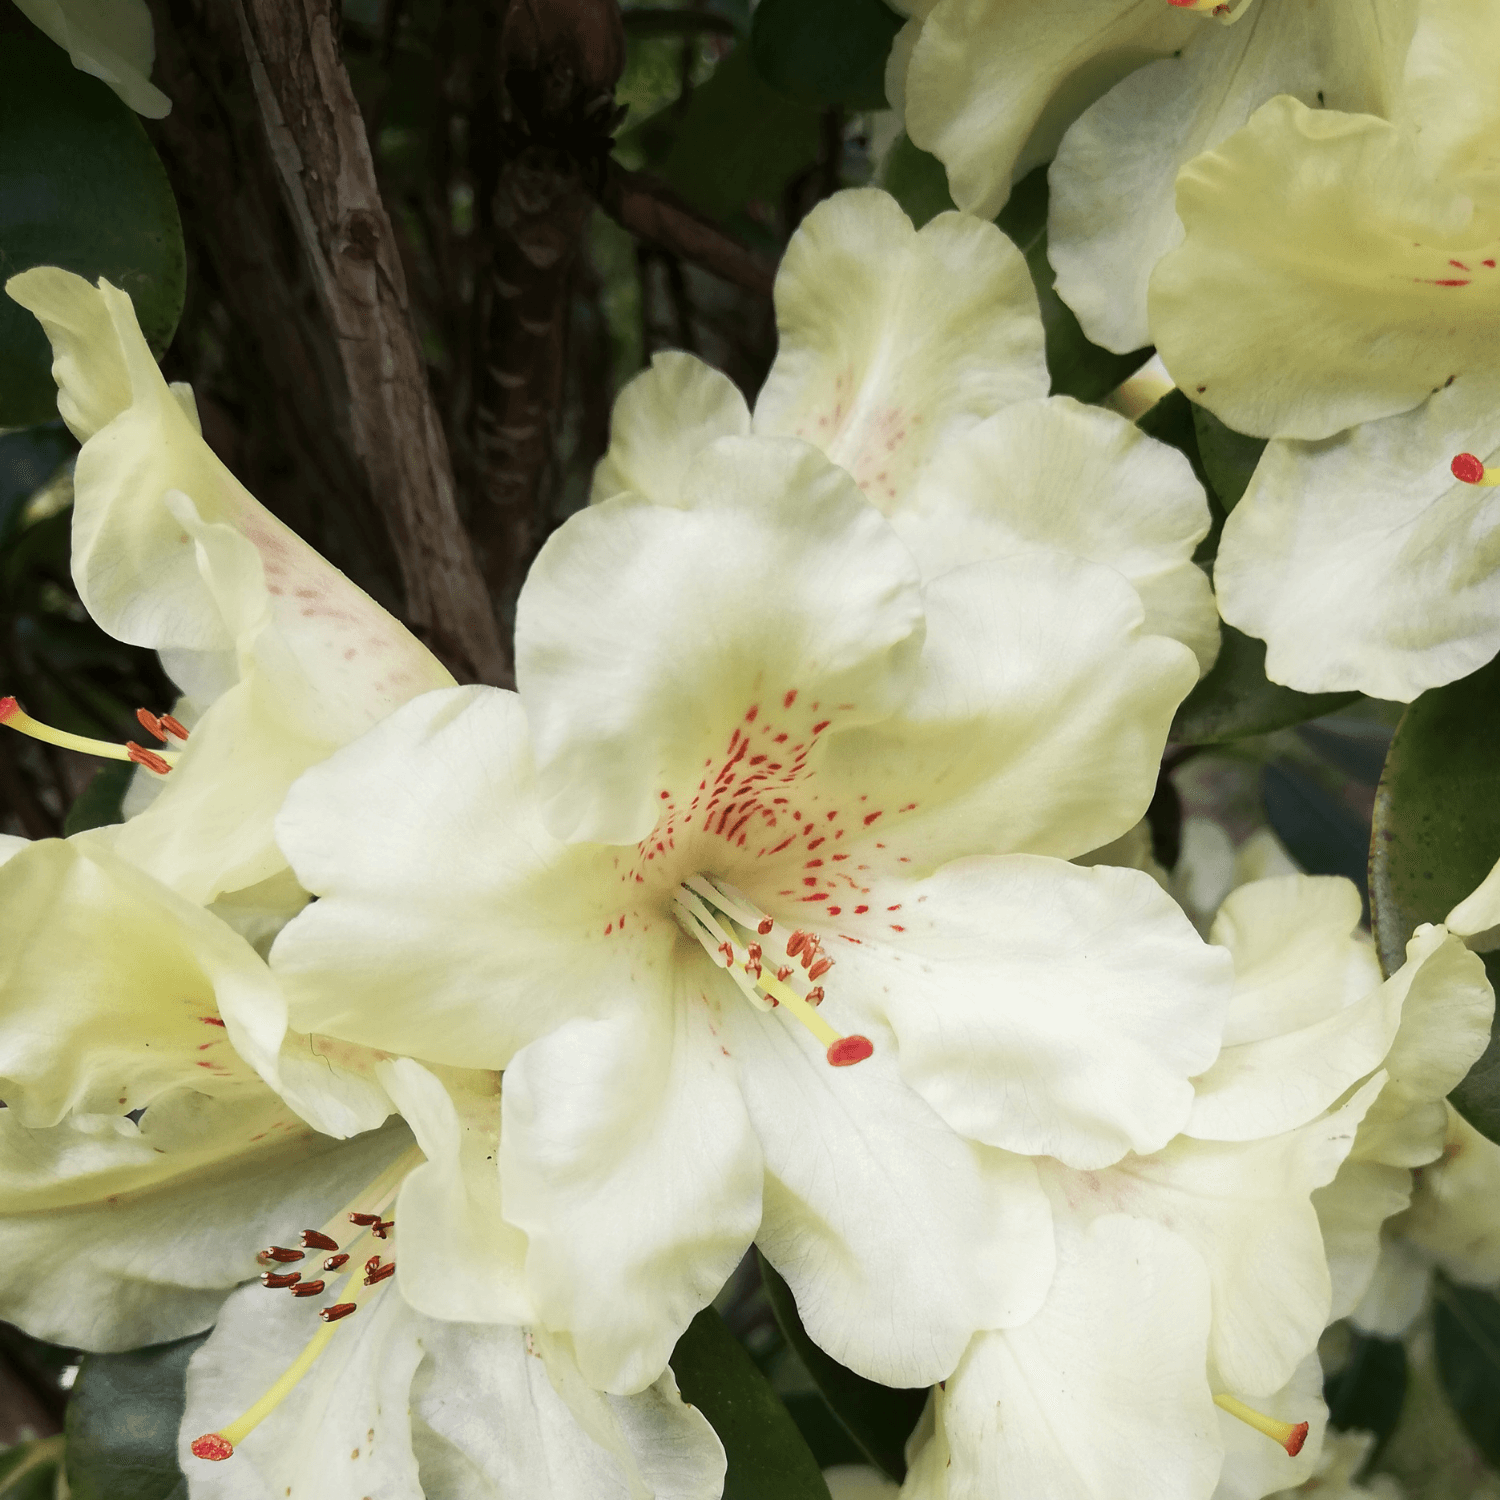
<box><xmin>1212</xmin><ymin>1393</ymin><xmax>1309</xmax><ymax>1456</ymax></box>
<box><xmin>1452</xmin><ymin>452</ymin><xmax>1500</xmax><ymax>486</ymax></box>
<box><xmin>0</xmin><ymin>696</ymin><xmax>182</xmax><ymax>775</ymax></box>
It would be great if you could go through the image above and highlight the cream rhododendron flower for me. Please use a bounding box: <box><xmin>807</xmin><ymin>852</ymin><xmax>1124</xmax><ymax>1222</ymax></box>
<box><xmin>599</xmin><ymin>188</ymin><xmax>1221</xmax><ymax>673</ymax></box>
<box><xmin>267</xmin><ymin>394</ymin><xmax>1232</xmax><ymax>1401</ymax></box>
<box><xmin>900</xmin><ymin>874</ymin><xmax>1492</xmax><ymax>1500</ymax></box>
<box><xmin>1151</xmin><ymin>0</ymin><xmax>1500</xmax><ymax>699</ymax></box>
<box><xmin>13</xmin><ymin>0</ymin><xmax>170</xmax><ymax>116</ymax></box>
<box><xmin>884</xmin><ymin>0</ymin><xmax>1413</xmax><ymax>351</ymax></box>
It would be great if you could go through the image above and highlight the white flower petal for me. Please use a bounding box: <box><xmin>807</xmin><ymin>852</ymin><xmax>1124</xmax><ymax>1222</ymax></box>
<box><xmin>1446</xmin><ymin>855</ymin><xmax>1500</xmax><ymax>938</ymax></box>
<box><xmin>1400</xmin><ymin>1106</ymin><xmax>1500</xmax><ymax>1287</ymax></box>
<box><xmin>724</xmin><ymin>1004</ymin><xmax>1053</xmax><ymax>1388</ymax></box>
<box><xmin>499</xmin><ymin>977</ymin><xmax>763</xmax><ymax>1395</ymax></box>
<box><xmin>893</xmin><ymin>399</ymin><xmax>1217</xmax><ymax>671</ymax></box>
<box><xmin>929</xmin><ymin>1215</ymin><xmax>1221</xmax><ymax>1500</ymax></box>
<box><xmin>377</xmin><ymin>1058</ymin><xmax>532</xmax><ymax>1327</ymax></box>
<box><xmin>13</xmin><ymin>0</ymin><xmax>170</xmax><ymax>116</ymax></box>
<box><xmin>591</xmin><ymin>351</ymin><xmax>750</xmax><ymax>508</ymax></box>
<box><xmin>515</xmin><ymin>437</ymin><xmax>924</xmax><ymax>845</ymax></box>
<box><xmin>1348</xmin><ymin>1230</ymin><xmax>1430</xmax><ymax>1338</ymax></box>
<box><xmin>0</xmin><ymin>1096</ymin><xmax>410</xmax><ymax>1351</ymax></box>
<box><xmin>837</xmin><ymin>856</ymin><xmax>1230</xmax><ymax>1169</ymax></box>
<box><xmin>753</xmin><ymin>190</ymin><xmax>1047</xmax><ymax>510</ymax></box>
<box><xmin>274</xmin><ymin>686</ymin><xmax>636</xmax><ymax>1070</ymax></box>
<box><xmin>1314</xmin><ymin>1160</ymin><xmax>1417</xmax><ymax>1325</ymax></box>
<box><xmin>1211</xmin><ymin>1353</ymin><xmax>1327</xmax><ymax>1500</ymax></box>
<box><xmin>1214</xmin><ymin>376</ymin><xmax>1500</xmax><ymax>701</ymax></box>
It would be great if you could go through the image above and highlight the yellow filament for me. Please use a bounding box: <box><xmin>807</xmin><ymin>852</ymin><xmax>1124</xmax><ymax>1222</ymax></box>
<box><xmin>1212</xmin><ymin>1393</ymin><xmax>1304</xmax><ymax>1451</ymax></box>
<box><xmin>753</xmin><ymin>966</ymin><xmax>841</xmax><ymax>1048</ymax></box>
<box><xmin>1467</xmin><ymin>468</ymin><xmax>1500</xmax><ymax>487</ymax></box>
<box><xmin>315</xmin><ymin>1147</ymin><xmax>423</xmax><ymax>1243</ymax></box>
<box><xmin>0</xmin><ymin>703</ymin><xmax>180</xmax><ymax>765</ymax></box>
<box><xmin>216</xmin><ymin>1320</ymin><xmax>341</xmax><ymax>1448</ymax></box>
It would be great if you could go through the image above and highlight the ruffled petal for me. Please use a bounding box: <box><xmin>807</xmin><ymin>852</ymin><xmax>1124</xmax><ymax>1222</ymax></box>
<box><xmin>1152</xmin><ymin>95</ymin><xmax>1500</xmax><ymax>441</ymax></box>
<box><xmin>1049</xmin><ymin>1079</ymin><xmax>1382</xmax><ymax>1396</ymax></box>
<box><xmin>753</xmin><ymin>191</ymin><xmax>1047</xmax><ymax>510</ymax></box>
<box><xmin>591</xmin><ymin>351</ymin><xmax>750</xmax><ymax>507</ymax></box>
<box><xmin>499</xmin><ymin>973</ymin><xmax>763</xmax><ymax>1394</ymax></box>
<box><xmin>1050</xmin><ymin>1</ymin><xmax>1413</xmax><ymax>353</ymax></box>
<box><xmin>0</xmin><ymin>1094</ymin><xmax>411</xmax><ymax>1351</ymax></box>
<box><xmin>377</xmin><ymin>1059</ymin><xmax>531</xmax><ymax>1327</ymax></box>
<box><xmin>274</xmin><ymin>686</ymin><xmax>638</xmax><ymax>1070</ymax></box>
<box><xmin>893</xmin><ymin>399</ymin><xmax>1217</xmax><ymax>670</ymax></box>
<box><xmin>724</xmin><ymin>1004</ymin><xmax>1053</xmax><ymax>1388</ymax></box>
<box><xmin>897</xmin><ymin>0</ymin><xmax>1195</xmax><ymax>218</ymax></box>
<box><xmin>1313</xmin><ymin>1158</ymin><xmax>1416</xmax><ymax>1324</ymax></box>
<box><xmin>12</xmin><ymin>0</ymin><xmax>171</xmax><ymax>116</ymax></box>
<box><xmin>926</xmin><ymin>1216</ymin><xmax>1220</xmax><ymax>1500</ymax></box>
<box><xmin>1214</xmin><ymin>376</ymin><xmax>1500</xmax><ymax>700</ymax></box>
<box><xmin>831</xmin><ymin>856</ymin><xmax>1230</xmax><ymax>1169</ymax></box>
<box><xmin>1397</xmin><ymin>1106</ymin><xmax>1500</xmax><ymax>1287</ymax></box>
<box><xmin>515</xmin><ymin>437</ymin><xmax>924</xmax><ymax>845</ymax></box>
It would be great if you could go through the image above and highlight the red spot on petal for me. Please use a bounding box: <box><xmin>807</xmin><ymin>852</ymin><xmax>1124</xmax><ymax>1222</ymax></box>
<box><xmin>827</xmin><ymin>906</ymin><xmax>841</xmax><ymax>915</ymax></box>
<box><xmin>827</xmin><ymin>1035</ymin><xmax>874</xmax><ymax>1067</ymax></box>
<box><xmin>811</xmin><ymin>720</ymin><xmax>830</xmax><ymax>734</ymax></box>
<box><xmin>192</xmin><ymin>1434</ymin><xmax>234</xmax><ymax>1462</ymax></box>
<box><xmin>746</xmin><ymin>705</ymin><xmax>759</xmax><ymax>722</ymax></box>
<box><xmin>854</xmin><ymin>904</ymin><xmax>868</xmax><ymax>914</ymax></box>
<box><xmin>1453</xmin><ymin>452</ymin><xmax>1486</xmax><ymax>484</ymax></box>
<box><xmin>1451</xmin><ymin>259</ymin><xmax>1470</xmax><ymax>270</ymax></box>
<box><xmin>201</xmin><ymin>1016</ymin><xmax>226</xmax><ymax>1027</ymax></box>
<box><xmin>783</xmin><ymin>690</ymin><xmax>798</xmax><ymax>708</ymax></box>
<box><xmin>863</xmin><ymin>811</ymin><xmax>883</xmax><ymax>826</ymax></box>
<box><xmin>1284</xmin><ymin>1423</ymin><xmax>1309</xmax><ymax>1458</ymax></box>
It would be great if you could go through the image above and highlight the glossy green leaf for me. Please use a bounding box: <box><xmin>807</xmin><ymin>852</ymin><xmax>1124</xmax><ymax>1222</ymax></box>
<box><xmin>1170</xmin><ymin>625</ymin><xmax>1358</xmax><ymax>745</ymax></box>
<box><xmin>65</xmin><ymin>1334</ymin><xmax>206</xmax><ymax>1500</ymax></box>
<box><xmin>1190</xmin><ymin>404</ymin><xmax>1265</xmax><ymax>513</ymax></box>
<box><xmin>750</xmin><ymin>0</ymin><xmax>902</xmax><ymax>110</ymax></box>
<box><xmin>0</xmin><ymin>423</ymin><xmax>73</xmax><ymax>548</ymax></box>
<box><xmin>1262</xmin><ymin>760</ymin><xmax>1371</xmax><ymax>918</ymax></box>
<box><xmin>670</xmin><ymin>1306</ymin><xmax>831</xmax><ymax>1500</ymax></box>
<box><xmin>1324</xmin><ymin>1331</ymin><xmax>1406</xmax><ymax>1461</ymax></box>
<box><xmin>63</xmin><ymin>761</ymin><xmax>133</xmax><ymax>835</ymax></box>
<box><xmin>0</xmin><ymin>35</ymin><xmax>184</xmax><ymax>427</ymax></box>
<box><xmin>0</xmin><ymin>1436</ymin><xmax>64</xmax><ymax>1500</ymax></box>
<box><xmin>1136</xmin><ymin>389</ymin><xmax>1224</xmax><ymax>565</ymax></box>
<box><xmin>660</xmin><ymin>47</ymin><xmax>821</xmax><ymax>221</ymax></box>
<box><xmin>1369</xmin><ymin>653</ymin><xmax>1500</xmax><ymax>1140</ymax></box>
<box><xmin>880</xmin><ymin>135</ymin><xmax>954</xmax><ymax>232</ymax></box>
<box><xmin>994</xmin><ymin>167</ymin><xmax>1153</xmax><ymax>405</ymax></box>
<box><xmin>758</xmin><ymin>1254</ymin><xmax>926</xmax><ymax>1480</ymax></box>
<box><xmin>1433</xmin><ymin>1277</ymin><xmax>1500</xmax><ymax>1471</ymax></box>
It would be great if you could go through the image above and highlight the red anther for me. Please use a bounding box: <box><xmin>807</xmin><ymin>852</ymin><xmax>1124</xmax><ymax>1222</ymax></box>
<box><xmin>799</xmin><ymin>939</ymin><xmax>821</xmax><ymax>971</ymax></box>
<box><xmin>364</xmin><ymin>1261</ymin><xmax>396</xmax><ymax>1286</ymax></box>
<box><xmin>135</xmin><ymin>707</ymin><xmax>166</xmax><ymax>741</ymax></box>
<box><xmin>1283</xmin><ymin>1423</ymin><xmax>1309</xmax><ymax>1458</ymax></box>
<box><xmin>786</xmin><ymin>930</ymin><xmax>808</xmax><ymax>957</ymax></box>
<box><xmin>1453</xmin><ymin>452</ymin><xmax>1487</xmax><ymax>484</ymax></box>
<box><xmin>826</xmin><ymin>1034</ymin><xmax>875</xmax><ymax>1068</ymax></box>
<box><xmin>291</xmin><ymin>1280</ymin><xmax>327</xmax><ymax>1297</ymax></box>
<box><xmin>349</xmin><ymin>1212</ymin><xmax>382</xmax><ymax>1225</ymax></box>
<box><xmin>776</xmin><ymin>965</ymin><xmax>793</xmax><ymax>982</ymax></box>
<box><xmin>366</xmin><ymin>1255</ymin><xmax>383</xmax><ymax>1273</ymax></box>
<box><xmin>0</xmin><ymin>697</ymin><xmax>18</xmax><ymax>723</ymax></box>
<box><xmin>757</xmin><ymin>917</ymin><xmax>774</xmax><ymax>935</ymax></box>
<box><xmin>261</xmin><ymin>1271</ymin><xmax>301</xmax><ymax>1289</ymax></box>
<box><xmin>806</xmin><ymin>987</ymin><xmax>825</xmax><ymax>1006</ymax></box>
<box><xmin>746</xmin><ymin>943</ymin><xmax>762</xmax><ymax>965</ymax></box>
<box><xmin>126</xmin><ymin>743</ymin><xmax>172</xmax><ymax>775</ymax></box>
<box><xmin>300</xmin><ymin>1229</ymin><xmax>339</xmax><ymax>1251</ymax></box>
<box><xmin>191</xmin><ymin>1434</ymin><xmax>234</xmax><ymax>1462</ymax></box>
<box><xmin>320</xmin><ymin>1302</ymin><xmax>358</xmax><ymax>1322</ymax></box>
<box><xmin>808</xmin><ymin>957</ymin><xmax>833</xmax><ymax>980</ymax></box>
<box><xmin>718</xmin><ymin>941</ymin><xmax>735</xmax><ymax>966</ymax></box>
<box><xmin>160</xmin><ymin>713</ymin><xmax>190</xmax><ymax>741</ymax></box>
<box><xmin>370</xmin><ymin>1220</ymin><xmax>394</xmax><ymax>1240</ymax></box>
<box><xmin>261</xmin><ymin>1246</ymin><xmax>304</xmax><ymax>1263</ymax></box>
<box><xmin>323</xmin><ymin>1253</ymin><xmax>350</xmax><ymax>1271</ymax></box>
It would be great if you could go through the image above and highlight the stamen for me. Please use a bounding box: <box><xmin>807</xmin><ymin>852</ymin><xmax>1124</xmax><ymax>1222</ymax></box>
<box><xmin>808</xmin><ymin>957</ymin><xmax>833</xmax><ymax>980</ymax></box>
<box><xmin>290</xmin><ymin>1280</ymin><xmax>326</xmax><ymax>1298</ymax></box>
<box><xmin>0</xmin><ymin>698</ymin><xmax>180</xmax><ymax>771</ymax></box>
<box><xmin>348</xmin><ymin>1212</ymin><xmax>383</xmax><ymax>1226</ymax></box>
<box><xmin>322</xmin><ymin>1303</ymin><xmax>358</xmax><ymax>1322</ymax></box>
<box><xmin>300</xmin><ymin>1230</ymin><xmax>339</xmax><ymax>1251</ymax></box>
<box><xmin>260</xmin><ymin>1271</ymin><xmax>300</xmax><ymax>1289</ymax></box>
<box><xmin>160</xmin><ymin>713</ymin><xmax>191</xmax><ymax>741</ymax></box>
<box><xmin>1213</xmin><ymin>1394</ymin><xmax>1309</xmax><ymax>1456</ymax></box>
<box><xmin>259</xmin><ymin>1246</ymin><xmax>304</xmax><ymax>1264</ymax></box>
<box><xmin>365</xmin><ymin>1261</ymin><xmax>396</xmax><ymax>1286</ymax></box>
<box><xmin>323</xmin><ymin>1253</ymin><xmax>349</xmax><ymax>1271</ymax></box>
<box><xmin>136</xmin><ymin>708</ymin><xmax>166</xmax><ymax>741</ymax></box>
<box><xmin>1452</xmin><ymin>452</ymin><xmax>1500</xmax><ymax>486</ymax></box>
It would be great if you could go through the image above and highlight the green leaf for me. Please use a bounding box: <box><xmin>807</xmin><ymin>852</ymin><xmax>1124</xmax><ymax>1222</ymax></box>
<box><xmin>994</xmin><ymin>167</ymin><xmax>1152</xmax><ymax>405</ymax></box>
<box><xmin>65</xmin><ymin>1333</ymin><xmax>207</xmax><ymax>1500</ymax></box>
<box><xmin>63</xmin><ymin>761</ymin><xmax>134</xmax><ymax>835</ymax></box>
<box><xmin>0</xmin><ymin>35</ymin><xmax>184</xmax><ymax>427</ymax></box>
<box><xmin>660</xmin><ymin>47</ymin><xmax>822</xmax><ymax>221</ymax></box>
<box><xmin>0</xmin><ymin>1436</ymin><xmax>64</xmax><ymax>1500</ymax></box>
<box><xmin>1369</xmin><ymin>653</ymin><xmax>1500</xmax><ymax>1140</ymax></box>
<box><xmin>670</xmin><ymin>1306</ymin><xmax>831</xmax><ymax>1500</ymax></box>
<box><xmin>1190</xmin><ymin>404</ymin><xmax>1265</xmax><ymax>513</ymax></box>
<box><xmin>1433</xmin><ymin>1277</ymin><xmax>1500</xmax><ymax>1470</ymax></box>
<box><xmin>1170</xmin><ymin>625</ymin><xmax>1358</xmax><ymax>745</ymax></box>
<box><xmin>1262</xmin><ymin>760</ymin><xmax>1371</xmax><ymax>918</ymax></box>
<box><xmin>750</xmin><ymin>0</ymin><xmax>903</xmax><ymax>111</ymax></box>
<box><xmin>758</xmin><ymin>1253</ymin><xmax>926</xmax><ymax>1481</ymax></box>
<box><xmin>1324</xmin><ymin>1330</ymin><xmax>1406</xmax><ymax>1458</ymax></box>
<box><xmin>880</xmin><ymin>135</ymin><xmax>955</xmax><ymax>231</ymax></box>
<box><xmin>0</xmin><ymin>423</ymin><xmax>73</xmax><ymax>548</ymax></box>
<box><xmin>1136</xmin><ymin>389</ymin><xmax>1225</xmax><ymax>565</ymax></box>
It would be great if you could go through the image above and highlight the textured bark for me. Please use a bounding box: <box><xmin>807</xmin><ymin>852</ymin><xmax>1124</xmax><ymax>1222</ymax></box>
<box><xmin>234</xmin><ymin>0</ymin><xmax>510</xmax><ymax>685</ymax></box>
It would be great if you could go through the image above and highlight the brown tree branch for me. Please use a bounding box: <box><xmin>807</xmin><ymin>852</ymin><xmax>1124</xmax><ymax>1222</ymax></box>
<box><xmin>234</xmin><ymin>0</ymin><xmax>511</xmax><ymax>686</ymax></box>
<box><xmin>598</xmin><ymin>163</ymin><xmax>776</xmax><ymax>299</ymax></box>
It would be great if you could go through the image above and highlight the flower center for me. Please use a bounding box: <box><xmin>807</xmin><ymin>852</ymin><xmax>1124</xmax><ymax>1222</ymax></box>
<box><xmin>189</xmin><ymin>1146</ymin><xmax>421</xmax><ymax>1463</ymax></box>
<box><xmin>672</xmin><ymin>874</ymin><xmax>874</xmax><ymax>1068</ymax></box>
<box><xmin>0</xmin><ymin>696</ymin><xmax>185</xmax><ymax>776</ymax></box>
<box><xmin>1212</xmin><ymin>1393</ymin><xmax>1309</xmax><ymax>1457</ymax></box>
